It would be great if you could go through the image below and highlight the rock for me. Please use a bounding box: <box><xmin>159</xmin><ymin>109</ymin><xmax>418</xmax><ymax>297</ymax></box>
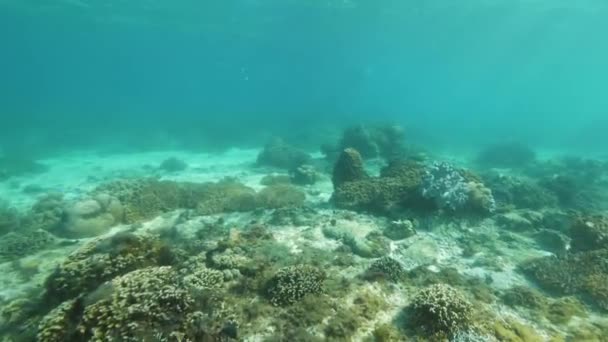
<box><xmin>533</xmin><ymin>229</ymin><xmax>570</xmax><ymax>255</ymax></box>
<box><xmin>290</xmin><ymin>164</ymin><xmax>319</xmax><ymax>185</ymax></box>
<box><xmin>383</xmin><ymin>219</ymin><xmax>416</xmax><ymax>240</ymax></box>
<box><xmin>159</xmin><ymin>157</ymin><xmax>188</xmax><ymax>172</ymax></box>
<box><xmin>497</xmin><ymin>211</ymin><xmax>539</xmax><ymax>232</ymax></box>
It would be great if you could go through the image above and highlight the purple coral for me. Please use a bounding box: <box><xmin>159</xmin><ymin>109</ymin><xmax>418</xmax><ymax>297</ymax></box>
<box><xmin>421</xmin><ymin>162</ymin><xmax>470</xmax><ymax>211</ymax></box>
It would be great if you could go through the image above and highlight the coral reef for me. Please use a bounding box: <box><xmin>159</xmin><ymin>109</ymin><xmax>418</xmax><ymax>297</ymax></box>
<box><xmin>332</xmin><ymin>158</ymin><xmax>426</xmax><ymax>214</ymax></box>
<box><xmin>256</xmin><ymin>184</ymin><xmax>305</xmax><ymax>209</ymax></box>
<box><xmin>267</xmin><ymin>265</ymin><xmax>325</xmax><ymax>306</ymax></box>
<box><xmin>21</xmin><ymin>193</ymin><xmax>65</xmax><ymax>232</ymax></box>
<box><xmin>79</xmin><ymin>266</ymin><xmax>194</xmax><ymax>341</ymax></box>
<box><xmin>0</xmin><ymin>229</ymin><xmax>55</xmax><ymax>261</ymax></box>
<box><xmin>476</xmin><ymin>142</ymin><xmax>536</xmax><ymax>168</ymax></box>
<box><xmin>256</xmin><ymin>138</ymin><xmax>311</xmax><ymax>170</ymax></box>
<box><xmin>37</xmin><ymin>299</ymin><xmax>81</xmax><ymax>342</ymax></box>
<box><xmin>0</xmin><ymin>199</ymin><xmax>19</xmax><ymax>235</ymax></box>
<box><xmin>95</xmin><ymin>178</ymin><xmax>260</xmax><ymax>222</ymax></box>
<box><xmin>421</xmin><ymin>162</ymin><xmax>470</xmax><ymax>211</ymax></box>
<box><xmin>365</xmin><ymin>256</ymin><xmax>405</xmax><ymax>282</ymax></box>
<box><xmin>409</xmin><ymin>283</ymin><xmax>473</xmax><ymax>335</ymax></box>
<box><xmin>43</xmin><ymin>233</ymin><xmax>173</xmax><ymax>303</ymax></box>
<box><xmin>421</xmin><ymin>162</ymin><xmax>495</xmax><ymax>213</ymax></box>
<box><xmin>522</xmin><ymin>248</ymin><xmax>608</xmax><ymax>310</ymax></box>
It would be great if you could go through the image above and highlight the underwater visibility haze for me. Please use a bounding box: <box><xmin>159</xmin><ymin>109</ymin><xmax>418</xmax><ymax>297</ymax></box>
<box><xmin>1</xmin><ymin>0</ymin><xmax>608</xmax><ymax>341</ymax></box>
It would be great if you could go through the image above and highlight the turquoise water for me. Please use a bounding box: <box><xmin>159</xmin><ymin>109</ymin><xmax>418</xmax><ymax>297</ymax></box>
<box><xmin>2</xmin><ymin>1</ymin><xmax>608</xmax><ymax>154</ymax></box>
<box><xmin>1</xmin><ymin>1</ymin><xmax>608</xmax><ymax>341</ymax></box>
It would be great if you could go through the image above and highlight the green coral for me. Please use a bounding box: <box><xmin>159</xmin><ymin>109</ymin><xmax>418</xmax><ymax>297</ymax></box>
<box><xmin>410</xmin><ymin>283</ymin><xmax>473</xmax><ymax>335</ymax></box>
<box><xmin>267</xmin><ymin>265</ymin><xmax>325</xmax><ymax>306</ymax></box>
<box><xmin>21</xmin><ymin>193</ymin><xmax>65</xmax><ymax>232</ymax></box>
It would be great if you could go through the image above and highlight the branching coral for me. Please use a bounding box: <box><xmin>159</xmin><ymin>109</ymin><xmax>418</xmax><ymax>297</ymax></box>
<box><xmin>80</xmin><ymin>266</ymin><xmax>194</xmax><ymax>341</ymax></box>
<box><xmin>267</xmin><ymin>265</ymin><xmax>325</xmax><ymax>306</ymax></box>
<box><xmin>366</xmin><ymin>256</ymin><xmax>405</xmax><ymax>282</ymax></box>
<box><xmin>410</xmin><ymin>283</ymin><xmax>473</xmax><ymax>335</ymax></box>
<box><xmin>44</xmin><ymin>233</ymin><xmax>172</xmax><ymax>303</ymax></box>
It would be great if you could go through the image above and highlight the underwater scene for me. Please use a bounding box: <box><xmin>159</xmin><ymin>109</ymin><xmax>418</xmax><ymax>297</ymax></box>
<box><xmin>1</xmin><ymin>0</ymin><xmax>608</xmax><ymax>341</ymax></box>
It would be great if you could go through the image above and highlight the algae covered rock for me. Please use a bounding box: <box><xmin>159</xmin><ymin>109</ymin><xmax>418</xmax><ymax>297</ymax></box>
<box><xmin>383</xmin><ymin>219</ymin><xmax>416</xmax><ymax>240</ymax></box>
<box><xmin>256</xmin><ymin>184</ymin><xmax>305</xmax><ymax>209</ymax></box>
<box><xmin>0</xmin><ymin>229</ymin><xmax>55</xmax><ymax>261</ymax></box>
<box><xmin>332</xmin><ymin>148</ymin><xmax>368</xmax><ymax>188</ymax></box>
<box><xmin>267</xmin><ymin>264</ymin><xmax>325</xmax><ymax>306</ymax></box>
<box><xmin>159</xmin><ymin>156</ymin><xmax>188</xmax><ymax>172</ymax></box>
<box><xmin>290</xmin><ymin>164</ymin><xmax>319</xmax><ymax>185</ymax></box>
<box><xmin>63</xmin><ymin>194</ymin><xmax>124</xmax><ymax>238</ymax></box>
<box><xmin>570</xmin><ymin>214</ymin><xmax>608</xmax><ymax>252</ymax></box>
<box><xmin>0</xmin><ymin>200</ymin><xmax>19</xmax><ymax>235</ymax></box>
<box><xmin>21</xmin><ymin>193</ymin><xmax>65</xmax><ymax>232</ymax></box>
<box><xmin>522</xmin><ymin>248</ymin><xmax>608</xmax><ymax>310</ymax></box>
